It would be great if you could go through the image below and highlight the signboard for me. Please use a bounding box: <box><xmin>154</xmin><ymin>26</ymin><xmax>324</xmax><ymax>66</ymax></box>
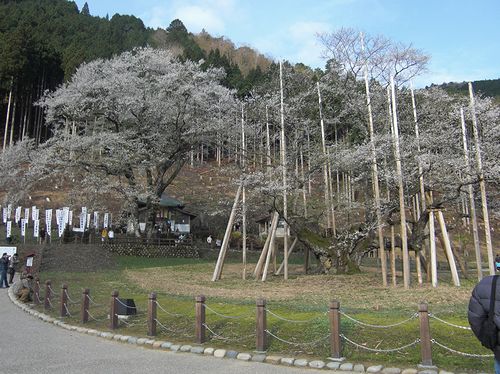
<box><xmin>31</xmin><ymin>205</ymin><xmax>36</xmax><ymax>221</ymax></box>
<box><xmin>20</xmin><ymin>219</ymin><xmax>26</xmax><ymax>236</ymax></box>
<box><xmin>34</xmin><ymin>219</ymin><xmax>39</xmax><ymax>237</ymax></box>
<box><xmin>93</xmin><ymin>212</ymin><xmax>99</xmax><ymax>229</ymax></box>
<box><xmin>15</xmin><ymin>206</ymin><xmax>21</xmax><ymax>224</ymax></box>
<box><xmin>6</xmin><ymin>221</ymin><xmax>12</xmax><ymax>238</ymax></box>
<box><xmin>0</xmin><ymin>246</ymin><xmax>16</xmax><ymax>256</ymax></box>
<box><xmin>2</xmin><ymin>207</ymin><xmax>7</xmax><ymax>223</ymax></box>
<box><xmin>24</xmin><ymin>208</ymin><xmax>29</xmax><ymax>220</ymax></box>
<box><xmin>104</xmin><ymin>213</ymin><xmax>109</xmax><ymax>228</ymax></box>
<box><xmin>7</xmin><ymin>204</ymin><xmax>12</xmax><ymax>219</ymax></box>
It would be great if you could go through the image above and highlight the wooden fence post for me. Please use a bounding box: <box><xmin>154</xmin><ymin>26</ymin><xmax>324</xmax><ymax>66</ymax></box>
<box><xmin>33</xmin><ymin>277</ymin><xmax>40</xmax><ymax>305</ymax></box>
<box><xmin>195</xmin><ymin>295</ymin><xmax>206</xmax><ymax>344</ymax></box>
<box><xmin>148</xmin><ymin>292</ymin><xmax>157</xmax><ymax>337</ymax></box>
<box><xmin>256</xmin><ymin>298</ymin><xmax>267</xmax><ymax>352</ymax></box>
<box><xmin>110</xmin><ymin>290</ymin><xmax>119</xmax><ymax>330</ymax></box>
<box><xmin>60</xmin><ymin>284</ymin><xmax>68</xmax><ymax>317</ymax></box>
<box><xmin>81</xmin><ymin>288</ymin><xmax>90</xmax><ymax>323</ymax></box>
<box><xmin>44</xmin><ymin>280</ymin><xmax>52</xmax><ymax>310</ymax></box>
<box><xmin>329</xmin><ymin>300</ymin><xmax>342</xmax><ymax>359</ymax></box>
<box><xmin>419</xmin><ymin>302</ymin><xmax>433</xmax><ymax>366</ymax></box>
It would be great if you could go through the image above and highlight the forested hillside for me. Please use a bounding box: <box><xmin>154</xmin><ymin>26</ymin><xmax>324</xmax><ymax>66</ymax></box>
<box><xmin>0</xmin><ymin>0</ymin><xmax>267</xmax><ymax>146</ymax></box>
<box><xmin>434</xmin><ymin>79</ymin><xmax>500</xmax><ymax>101</ymax></box>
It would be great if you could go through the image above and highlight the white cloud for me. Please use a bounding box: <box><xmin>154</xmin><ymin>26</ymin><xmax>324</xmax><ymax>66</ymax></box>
<box><xmin>173</xmin><ymin>5</ymin><xmax>225</xmax><ymax>33</ymax></box>
<box><xmin>142</xmin><ymin>0</ymin><xmax>241</xmax><ymax>34</ymax></box>
<box><xmin>252</xmin><ymin>20</ymin><xmax>331</xmax><ymax>68</ymax></box>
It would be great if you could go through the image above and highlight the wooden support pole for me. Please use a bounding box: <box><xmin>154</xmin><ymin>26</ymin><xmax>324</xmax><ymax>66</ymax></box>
<box><xmin>34</xmin><ymin>277</ymin><xmax>40</xmax><ymax>305</ymax></box>
<box><xmin>276</xmin><ymin>237</ymin><xmax>298</xmax><ymax>275</ymax></box>
<box><xmin>81</xmin><ymin>288</ymin><xmax>90</xmax><ymax>323</ymax></box>
<box><xmin>390</xmin><ymin>225</ymin><xmax>397</xmax><ymax>286</ymax></box>
<box><xmin>256</xmin><ymin>298</ymin><xmax>267</xmax><ymax>352</ymax></box>
<box><xmin>44</xmin><ymin>280</ymin><xmax>52</xmax><ymax>310</ymax></box>
<box><xmin>254</xmin><ymin>212</ymin><xmax>278</xmax><ymax>278</ymax></box>
<box><xmin>148</xmin><ymin>292</ymin><xmax>157</xmax><ymax>336</ymax></box>
<box><xmin>329</xmin><ymin>300</ymin><xmax>342</xmax><ymax>359</ymax></box>
<box><xmin>460</xmin><ymin>107</ymin><xmax>482</xmax><ymax>280</ymax></box>
<box><xmin>195</xmin><ymin>295</ymin><xmax>206</xmax><ymax>344</ymax></box>
<box><xmin>262</xmin><ymin>216</ymin><xmax>279</xmax><ymax>282</ymax></box>
<box><xmin>362</xmin><ymin>34</ymin><xmax>387</xmax><ymax>287</ymax></box>
<box><xmin>60</xmin><ymin>284</ymin><xmax>68</xmax><ymax>318</ymax></box>
<box><xmin>469</xmin><ymin>83</ymin><xmax>494</xmax><ymax>275</ymax></box>
<box><xmin>279</xmin><ymin>61</ymin><xmax>289</xmax><ymax>280</ymax></box>
<box><xmin>390</xmin><ymin>77</ymin><xmax>410</xmax><ymax>289</ymax></box>
<box><xmin>418</xmin><ymin>303</ymin><xmax>433</xmax><ymax>366</ymax></box>
<box><xmin>212</xmin><ymin>183</ymin><xmax>243</xmax><ymax>281</ymax></box>
<box><xmin>429</xmin><ymin>210</ymin><xmax>438</xmax><ymax>287</ymax></box>
<box><xmin>110</xmin><ymin>290</ymin><xmax>119</xmax><ymax>330</ymax></box>
<box><xmin>436</xmin><ymin>210</ymin><xmax>460</xmax><ymax>287</ymax></box>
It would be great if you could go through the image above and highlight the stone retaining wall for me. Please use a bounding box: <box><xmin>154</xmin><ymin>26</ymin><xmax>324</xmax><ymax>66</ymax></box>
<box><xmin>103</xmin><ymin>242</ymin><xmax>199</xmax><ymax>258</ymax></box>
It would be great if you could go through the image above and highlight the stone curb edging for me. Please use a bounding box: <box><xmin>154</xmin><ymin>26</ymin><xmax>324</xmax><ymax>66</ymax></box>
<box><xmin>7</xmin><ymin>285</ymin><xmax>452</xmax><ymax>374</ymax></box>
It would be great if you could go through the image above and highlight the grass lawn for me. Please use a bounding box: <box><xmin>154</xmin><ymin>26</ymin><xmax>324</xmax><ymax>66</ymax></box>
<box><xmin>33</xmin><ymin>253</ymin><xmax>492</xmax><ymax>372</ymax></box>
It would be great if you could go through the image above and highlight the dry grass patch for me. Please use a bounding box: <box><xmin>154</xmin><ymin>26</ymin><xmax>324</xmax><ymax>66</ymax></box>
<box><xmin>124</xmin><ymin>263</ymin><xmax>474</xmax><ymax>312</ymax></box>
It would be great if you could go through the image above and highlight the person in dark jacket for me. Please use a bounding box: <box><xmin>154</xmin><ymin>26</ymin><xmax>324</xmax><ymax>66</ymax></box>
<box><xmin>0</xmin><ymin>253</ymin><xmax>9</xmax><ymax>288</ymax></box>
<box><xmin>468</xmin><ymin>275</ymin><xmax>500</xmax><ymax>373</ymax></box>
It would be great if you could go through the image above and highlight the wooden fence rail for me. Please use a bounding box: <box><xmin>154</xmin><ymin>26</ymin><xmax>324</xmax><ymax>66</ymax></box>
<box><xmin>31</xmin><ymin>280</ymin><xmax>482</xmax><ymax>367</ymax></box>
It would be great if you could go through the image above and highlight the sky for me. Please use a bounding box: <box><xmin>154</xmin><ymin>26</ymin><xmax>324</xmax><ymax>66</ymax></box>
<box><xmin>75</xmin><ymin>0</ymin><xmax>499</xmax><ymax>87</ymax></box>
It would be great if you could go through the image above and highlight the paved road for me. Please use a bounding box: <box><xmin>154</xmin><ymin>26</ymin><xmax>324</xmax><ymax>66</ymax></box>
<box><xmin>0</xmin><ymin>287</ymin><xmax>333</xmax><ymax>374</ymax></box>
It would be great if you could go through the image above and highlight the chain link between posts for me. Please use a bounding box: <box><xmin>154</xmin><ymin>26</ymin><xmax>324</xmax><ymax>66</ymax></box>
<box><xmin>265</xmin><ymin>308</ymin><xmax>327</xmax><ymax>324</ymax></box>
<box><xmin>341</xmin><ymin>334</ymin><xmax>421</xmax><ymax>353</ymax></box>
<box><xmin>265</xmin><ymin>329</ymin><xmax>330</xmax><ymax>347</ymax></box>
<box><xmin>64</xmin><ymin>289</ymin><xmax>80</xmax><ymax>305</ymax></box>
<box><xmin>63</xmin><ymin>303</ymin><xmax>72</xmax><ymax>317</ymax></box>
<box><xmin>155</xmin><ymin>300</ymin><xmax>190</xmax><ymax>318</ymax></box>
<box><xmin>154</xmin><ymin>318</ymin><xmax>193</xmax><ymax>338</ymax></box>
<box><xmin>429</xmin><ymin>314</ymin><xmax>472</xmax><ymax>330</ymax></box>
<box><xmin>203</xmin><ymin>304</ymin><xmax>253</xmax><ymax>319</ymax></box>
<box><xmin>86</xmin><ymin>310</ymin><xmax>106</xmax><ymax>323</ymax></box>
<box><xmin>340</xmin><ymin>311</ymin><xmax>419</xmax><ymax>329</ymax></box>
<box><xmin>86</xmin><ymin>294</ymin><xmax>103</xmax><ymax>307</ymax></box>
<box><xmin>431</xmin><ymin>339</ymin><xmax>494</xmax><ymax>358</ymax></box>
<box><xmin>47</xmin><ymin>285</ymin><xmax>59</xmax><ymax>298</ymax></box>
<box><xmin>203</xmin><ymin>323</ymin><xmax>255</xmax><ymax>342</ymax></box>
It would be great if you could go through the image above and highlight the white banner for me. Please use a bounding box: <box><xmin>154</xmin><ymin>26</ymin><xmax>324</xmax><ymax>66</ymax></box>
<box><xmin>80</xmin><ymin>213</ymin><xmax>87</xmax><ymax>230</ymax></box>
<box><xmin>93</xmin><ymin>212</ymin><xmax>99</xmax><ymax>229</ymax></box>
<box><xmin>15</xmin><ymin>206</ymin><xmax>21</xmax><ymax>224</ymax></box>
<box><xmin>69</xmin><ymin>211</ymin><xmax>73</xmax><ymax>226</ymax></box>
<box><xmin>6</xmin><ymin>221</ymin><xmax>12</xmax><ymax>238</ymax></box>
<box><xmin>86</xmin><ymin>213</ymin><xmax>90</xmax><ymax>228</ymax></box>
<box><xmin>63</xmin><ymin>207</ymin><xmax>69</xmax><ymax>226</ymax></box>
<box><xmin>7</xmin><ymin>204</ymin><xmax>12</xmax><ymax>219</ymax></box>
<box><xmin>3</xmin><ymin>208</ymin><xmax>7</xmax><ymax>223</ymax></box>
<box><xmin>46</xmin><ymin>209</ymin><xmax>52</xmax><ymax>234</ymax></box>
<box><xmin>31</xmin><ymin>205</ymin><xmax>36</xmax><ymax>221</ymax></box>
<box><xmin>34</xmin><ymin>219</ymin><xmax>39</xmax><ymax>238</ymax></box>
<box><xmin>58</xmin><ymin>223</ymin><xmax>64</xmax><ymax>238</ymax></box>
<box><xmin>55</xmin><ymin>209</ymin><xmax>62</xmax><ymax>226</ymax></box>
<box><xmin>104</xmin><ymin>213</ymin><xmax>109</xmax><ymax>228</ymax></box>
<box><xmin>24</xmin><ymin>208</ymin><xmax>29</xmax><ymax>220</ymax></box>
<box><xmin>34</xmin><ymin>208</ymin><xmax>39</xmax><ymax>221</ymax></box>
<box><xmin>20</xmin><ymin>219</ymin><xmax>26</xmax><ymax>236</ymax></box>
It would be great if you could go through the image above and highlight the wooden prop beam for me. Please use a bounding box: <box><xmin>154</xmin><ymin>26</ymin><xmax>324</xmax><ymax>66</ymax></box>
<box><xmin>212</xmin><ymin>183</ymin><xmax>243</xmax><ymax>281</ymax></box>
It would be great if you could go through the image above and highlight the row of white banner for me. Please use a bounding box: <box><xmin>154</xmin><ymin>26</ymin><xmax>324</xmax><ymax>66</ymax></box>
<box><xmin>2</xmin><ymin>205</ymin><xmax>111</xmax><ymax>238</ymax></box>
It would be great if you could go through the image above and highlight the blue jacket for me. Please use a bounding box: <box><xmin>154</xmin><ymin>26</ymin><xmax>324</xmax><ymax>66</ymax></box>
<box><xmin>468</xmin><ymin>275</ymin><xmax>500</xmax><ymax>359</ymax></box>
<box><xmin>0</xmin><ymin>256</ymin><xmax>9</xmax><ymax>271</ymax></box>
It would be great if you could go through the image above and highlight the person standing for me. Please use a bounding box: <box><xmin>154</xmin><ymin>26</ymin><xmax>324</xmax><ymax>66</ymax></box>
<box><xmin>495</xmin><ymin>254</ymin><xmax>500</xmax><ymax>272</ymax></box>
<box><xmin>468</xmin><ymin>275</ymin><xmax>500</xmax><ymax>374</ymax></box>
<box><xmin>108</xmin><ymin>228</ymin><xmax>115</xmax><ymax>241</ymax></box>
<box><xmin>0</xmin><ymin>253</ymin><xmax>10</xmax><ymax>288</ymax></box>
<box><xmin>8</xmin><ymin>252</ymin><xmax>19</xmax><ymax>284</ymax></box>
